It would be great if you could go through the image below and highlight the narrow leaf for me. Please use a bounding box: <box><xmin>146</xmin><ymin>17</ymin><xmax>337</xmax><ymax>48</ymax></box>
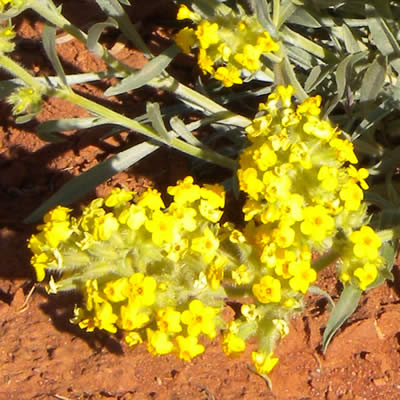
<box><xmin>95</xmin><ymin>0</ymin><xmax>150</xmax><ymax>56</ymax></box>
<box><xmin>366</xmin><ymin>4</ymin><xmax>400</xmax><ymax>56</ymax></box>
<box><xmin>24</xmin><ymin>141</ymin><xmax>158</xmax><ymax>223</ymax></box>
<box><xmin>87</xmin><ymin>18</ymin><xmax>118</xmax><ymax>54</ymax></box>
<box><xmin>322</xmin><ymin>285</ymin><xmax>362</xmax><ymax>354</ymax></box>
<box><xmin>104</xmin><ymin>45</ymin><xmax>179</xmax><ymax>96</ymax></box>
<box><xmin>170</xmin><ymin>116</ymin><xmax>203</xmax><ymax>147</ymax></box>
<box><xmin>360</xmin><ymin>55</ymin><xmax>386</xmax><ymax>103</ymax></box>
<box><xmin>146</xmin><ymin>102</ymin><xmax>171</xmax><ymax>143</ymax></box>
<box><xmin>42</xmin><ymin>24</ymin><xmax>68</xmax><ymax>87</ymax></box>
<box><xmin>37</xmin><ymin>117</ymin><xmax>108</xmax><ymax>135</ymax></box>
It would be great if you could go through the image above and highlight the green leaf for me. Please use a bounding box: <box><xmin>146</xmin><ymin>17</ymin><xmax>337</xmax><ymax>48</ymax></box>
<box><xmin>42</xmin><ymin>24</ymin><xmax>68</xmax><ymax>87</ymax></box>
<box><xmin>323</xmin><ymin>52</ymin><xmax>365</xmax><ymax>117</ymax></box>
<box><xmin>37</xmin><ymin>117</ymin><xmax>107</xmax><ymax>133</ymax></box>
<box><xmin>360</xmin><ymin>55</ymin><xmax>386</xmax><ymax>103</ymax></box>
<box><xmin>254</xmin><ymin>1</ymin><xmax>278</xmax><ymax>39</ymax></box>
<box><xmin>366</xmin><ymin>4</ymin><xmax>400</xmax><ymax>57</ymax></box>
<box><xmin>87</xmin><ymin>17</ymin><xmax>118</xmax><ymax>54</ymax></box>
<box><xmin>146</xmin><ymin>102</ymin><xmax>171</xmax><ymax>143</ymax></box>
<box><xmin>322</xmin><ymin>285</ymin><xmax>362</xmax><ymax>354</ymax></box>
<box><xmin>169</xmin><ymin>116</ymin><xmax>203</xmax><ymax>147</ymax></box>
<box><xmin>104</xmin><ymin>45</ymin><xmax>179</xmax><ymax>96</ymax></box>
<box><xmin>95</xmin><ymin>0</ymin><xmax>150</xmax><ymax>56</ymax></box>
<box><xmin>24</xmin><ymin>141</ymin><xmax>158</xmax><ymax>223</ymax></box>
<box><xmin>287</xmin><ymin>7</ymin><xmax>321</xmax><ymax>28</ymax></box>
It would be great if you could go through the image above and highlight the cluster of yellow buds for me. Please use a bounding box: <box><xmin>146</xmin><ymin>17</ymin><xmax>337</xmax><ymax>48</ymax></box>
<box><xmin>174</xmin><ymin>4</ymin><xmax>279</xmax><ymax>87</ymax></box>
<box><xmin>237</xmin><ymin>85</ymin><xmax>384</xmax><ymax>292</ymax></box>
<box><xmin>0</xmin><ymin>23</ymin><xmax>16</xmax><ymax>54</ymax></box>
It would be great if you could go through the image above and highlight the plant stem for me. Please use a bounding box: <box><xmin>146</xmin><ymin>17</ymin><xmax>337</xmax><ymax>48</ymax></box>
<box><xmin>57</xmin><ymin>88</ymin><xmax>238</xmax><ymax>170</ymax></box>
<box><xmin>0</xmin><ymin>54</ymin><xmax>44</xmax><ymax>92</ymax></box>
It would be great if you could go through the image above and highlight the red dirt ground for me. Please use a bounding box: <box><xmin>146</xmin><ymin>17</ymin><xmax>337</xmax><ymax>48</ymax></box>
<box><xmin>1</xmin><ymin>1</ymin><xmax>400</xmax><ymax>399</ymax></box>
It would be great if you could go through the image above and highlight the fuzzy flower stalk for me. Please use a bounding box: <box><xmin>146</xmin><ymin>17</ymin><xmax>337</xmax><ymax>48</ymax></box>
<box><xmin>174</xmin><ymin>4</ymin><xmax>279</xmax><ymax>87</ymax></box>
<box><xmin>28</xmin><ymin>176</ymin><xmax>311</xmax><ymax>374</ymax></box>
<box><xmin>238</xmin><ymin>85</ymin><xmax>386</xmax><ymax>294</ymax></box>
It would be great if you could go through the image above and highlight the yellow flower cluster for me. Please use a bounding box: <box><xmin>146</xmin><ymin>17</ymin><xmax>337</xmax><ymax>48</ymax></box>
<box><xmin>28</xmin><ymin>178</ymin><xmax>231</xmax><ymax>360</ymax></box>
<box><xmin>28</xmin><ymin>88</ymin><xmax>386</xmax><ymax>374</ymax></box>
<box><xmin>238</xmin><ymin>85</ymin><xmax>383</xmax><ymax>292</ymax></box>
<box><xmin>175</xmin><ymin>5</ymin><xmax>279</xmax><ymax>87</ymax></box>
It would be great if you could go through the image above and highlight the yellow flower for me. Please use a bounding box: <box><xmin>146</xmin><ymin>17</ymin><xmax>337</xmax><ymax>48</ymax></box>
<box><xmin>43</xmin><ymin>205</ymin><xmax>72</xmax><ymax>223</ymax></box>
<box><xmin>273</xmin><ymin>224</ymin><xmax>295</xmax><ymax>248</ymax></box>
<box><xmin>94</xmin><ymin>301</ymin><xmax>118</xmax><ymax>333</ymax></box>
<box><xmin>103</xmin><ymin>277</ymin><xmax>129</xmax><ymax>302</ymax></box>
<box><xmin>318</xmin><ymin>165</ymin><xmax>339</xmax><ymax>192</ymax></box>
<box><xmin>176</xmin><ymin>4</ymin><xmax>200</xmax><ymax>21</ymax></box>
<box><xmin>300</xmin><ymin>205</ymin><xmax>335</xmax><ymax>242</ymax></box>
<box><xmin>214</xmin><ymin>66</ymin><xmax>243</xmax><ymax>87</ymax></box>
<box><xmin>276</xmin><ymin>85</ymin><xmax>295</xmax><ymax>108</ymax></box>
<box><xmin>199</xmin><ymin>199</ymin><xmax>223</xmax><ymax>223</ymax></box>
<box><xmin>207</xmin><ymin>254</ymin><xmax>226</xmax><ymax>290</ymax></box>
<box><xmin>339</xmin><ymin>182</ymin><xmax>363</xmax><ymax>211</ymax></box>
<box><xmin>137</xmin><ymin>188</ymin><xmax>165</xmax><ymax>210</ymax></box>
<box><xmin>262</xmin><ymin>172</ymin><xmax>291</xmax><ymax>203</ymax></box>
<box><xmin>176</xmin><ymin>335</ymin><xmax>205</xmax><ymax>361</ymax></box>
<box><xmin>196</xmin><ymin>21</ymin><xmax>220</xmax><ymax>49</ymax></box>
<box><xmin>167</xmin><ymin>176</ymin><xmax>201</xmax><ymax>204</ymax></box>
<box><xmin>256</xmin><ymin>31</ymin><xmax>280</xmax><ymax>53</ymax></box>
<box><xmin>349</xmin><ymin>226</ymin><xmax>381</xmax><ymax>260</ymax></box>
<box><xmin>181</xmin><ymin>299</ymin><xmax>218</xmax><ymax>338</ymax></box>
<box><xmin>104</xmin><ymin>188</ymin><xmax>133</xmax><ymax>208</ymax></box>
<box><xmin>252</xmin><ymin>351</ymin><xmax>279</xmax><ymax>375</ymax></box>
<box><xmin>145</xmin><ymin>210</ymin><xmax>177</xmax><ymax>246</ymax></box>
<box><xmin>119</xmin><ymin>302</ymin><xmax>150</xmax><ymax>331</ymax></box>
<box><xmin>146</xmin><ymin>328</ymin><xmax>174</xmax><ymax>355</ymax></box>
<box><xmin>330</xmin><ymin>138</ymin><xmax>358</xmax><ymax>164</ymax></box>
<box><xmin>252</xmin><ymin>275</ymin><xmax>281</xmax><ymax>303</ymax></box>
<box><xmin>303</xmin><ymin>116</ymin><xmax>336</xmax><ymax>141</ymax></box>
<box><xmin>354</xmin><ymin>263</ymin><xmax>378</xmax><ymax>290</ymax></box>
<box><xmin>93</xmin><ymin>213</ymin><xmax>119</xmax><ymax>240</ymax></box>
<box><xmin>238</xmin><ymin>168</ymin><xmax>264</xmax><ymax>200</ymax></box>
<box><xmin>288</xmin><ymin>261</ymin><xmax>317</xmax><ymax>294</ymax></box>
<box><xmin>218</xmin><ymin>43</ymin><xmax>231</xmax><ymax>61</ymax></box>
<box><xmin>296</xmin><ymin>95</ymin><xmax>322</xmax><ymax>116</ymax></box>
<box><xmin>232</xmin><ymin>264</ymin><xmax>251</xmax><ymax>285</ymax></box>
<box><xmin>124</xmin><ymin>273</ymin><xmax>157</xmax><ymax>307</ymax></box>
<box><xmin>118</xmin><ymin>204</ymin><xmax>147</xmax><ymax>230</ymax></box>
<box><xmin>289</xmin><ymin>142</ymin><xmax>312</xmax><ymax>169</ymax></box>
<box><xmin>200</xmin><ymin>184</ymin><xmax>225</xmax><ymax>209</ymax></box>
<box><xmin>252</xmin><ymin>142</ymin><xmax>277</xmax><ymax>171</ymax></box>
<box><xmin>175</xmin><ymin>27</ymin><xmax>196</xmax><ymax>53</ymax></box>
<box><xmin>170</xmin><ymin>204</ymin><xmax>197</xmax><ymax>232</ymax></box>
<box><xmin>241</xmin><ymin>304</ymin><xmax>261</xmax><ymax>321</ymax></box>
<box><xmin>191</xmin><ymin>227</ymin><xmax>219</xmax><ymax>263</ymax></box>
<box><xmin>198</xmin><ymin>48</ymin><xmax>215</xmax><ymax>74</ymax></box>
<box><xmin>156</xmin><ymin>307</ymin><xmax>182</xmax><ymax>333</ymax></box>
<box><xmin>346</xmin><ymin>165</ymin><xmax>369</xmax><ymax>190</ymax></box>
<box><xmin>234</xmin><ymin>44</ymin><xmax>262</xmax><ymax>71</ymax></box>
<box><xmin>222</xmin><ymin>331</ymin><xmax>246</xmax><ymax>356</ymax></box>
<box><xmin>125</xmin><ymin>331</ymin><xmax>143</xmax><ymax>347</ymax></box>
<box><xmin>30</xmin><ymin>252</ymin><xmax>51</xmax><ymax>281</ymax></box>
